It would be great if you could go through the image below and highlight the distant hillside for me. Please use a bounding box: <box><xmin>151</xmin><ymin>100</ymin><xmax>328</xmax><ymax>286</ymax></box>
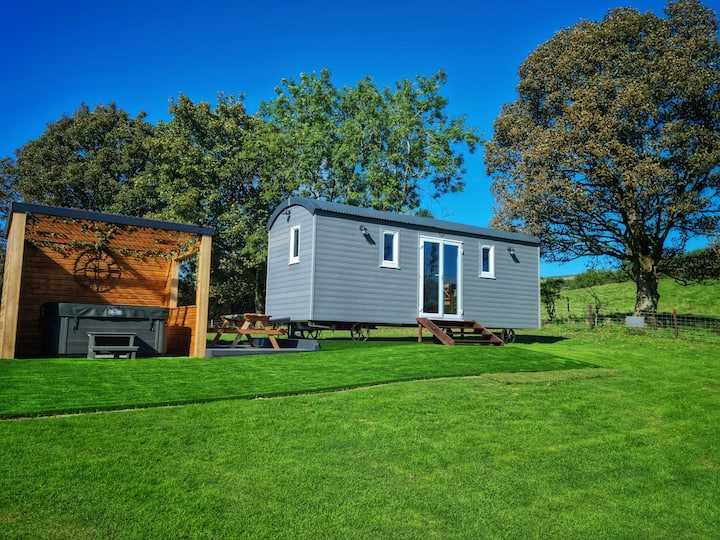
<box><xmin>556</xmin><ymin>279</ymin><xmax>720</xmax><ymax>318</ymax></box>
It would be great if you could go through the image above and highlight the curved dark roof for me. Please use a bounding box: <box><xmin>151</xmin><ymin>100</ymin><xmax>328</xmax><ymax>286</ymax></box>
<box><xmin>7</xmin><ymin>202</ymin><xmax>214</xmax><ymax>236</ymax></box>
<box><xmin>267</xmin><ymin>197</ymin><xmax>539</xmax><ymax>245</ymax></box>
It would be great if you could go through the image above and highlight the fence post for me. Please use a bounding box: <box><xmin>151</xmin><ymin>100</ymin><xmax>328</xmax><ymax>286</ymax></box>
<box><xmin>589</xmin><ymin>305</ymin><xmax>594</xmax><ymax>329</ymax></box>
<box><xmin>673</xmin><ymin>309</ymin><xmax>678</xmax><ymax>338</ymax></box>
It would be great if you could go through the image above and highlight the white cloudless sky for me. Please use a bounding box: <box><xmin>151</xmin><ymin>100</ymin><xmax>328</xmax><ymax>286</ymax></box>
<box><xmin>2</xmin><ymin>0</ymin><xmax>718</xmax><ymax>276</ymax></box>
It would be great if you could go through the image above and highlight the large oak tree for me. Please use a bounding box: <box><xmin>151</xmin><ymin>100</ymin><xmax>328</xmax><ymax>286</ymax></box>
<box><xmin>486</xmin><ymin>0</ymin><xmax>720</xmax><ymax>315</ymax></box>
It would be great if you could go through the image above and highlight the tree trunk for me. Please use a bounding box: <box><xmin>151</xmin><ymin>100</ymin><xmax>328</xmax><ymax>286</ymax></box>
<box><xmin>634</xmin><ymin>266</ymin><xmax>659</xmax><ymax>316</ymax></box>
<box><xmin>254</xmin><ymin>265</ymin><xmax>265</xmax><ymax>314</ymax></box>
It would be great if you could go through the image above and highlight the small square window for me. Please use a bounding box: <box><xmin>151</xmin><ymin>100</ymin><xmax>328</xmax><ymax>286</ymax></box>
<box><xmin>289</xmin><ymin>226</ymin><xmax>300</xmax><ymax>264</ymax></box>
<box><xmin>480</xmin><ymin>244</ymin><xmax>494</xmax><ymax>278</ymax></box>
<box><xmin>381</xmin><ymin>231</ymin><xmax>399</xmax><ymax>268</ymax></box>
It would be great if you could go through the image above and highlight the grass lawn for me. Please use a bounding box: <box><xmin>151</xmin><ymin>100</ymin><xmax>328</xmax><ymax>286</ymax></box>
<box><xmin>1</xmin><ymin>330</ymin><xmax>719</xmax><ymax>538</ymax></box>
<box><xmin>0</xmin><ymin>339</ymin><xmax>593</xmax><ymax>419</ymax></box>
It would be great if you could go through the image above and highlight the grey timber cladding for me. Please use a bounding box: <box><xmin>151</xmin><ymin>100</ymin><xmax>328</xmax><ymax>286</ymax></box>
<box><xmin>265</xmin><ymin>197</ymin><xmax>541</xmax><ymax>329</ymax></box>
<box><xmin>311</xmin><ymin>214</ymin><xmax>418</xmax><ymax>323</ymax></box>
<box><xmin>265</xmin><ymin>205</ymin><xmax>314</xmax><ymax>321</ymax></box>
<box><xmin>463</xmin><ymin>240</ymin><xmax>540</xmax><ymax>329</ymax></box>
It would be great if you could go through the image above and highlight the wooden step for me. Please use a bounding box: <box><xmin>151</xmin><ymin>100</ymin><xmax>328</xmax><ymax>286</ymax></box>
<box><xmin>416</xmin><ymin>318</ymin><xmax>504</xmax><ymax>346</ymax></box>
<box><xmin>416</xmin><ymin>318</ymin><xmax>455</xmax><ymax>345</ymax></box>
<box><xmin>432</xmin><ymin>320</ymin><xmax>477</xmax><ymax>329</ymax></box>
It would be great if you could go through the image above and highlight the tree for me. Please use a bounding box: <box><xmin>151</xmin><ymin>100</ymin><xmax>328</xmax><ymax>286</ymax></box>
<box><xmin>569</xmin><ymin>268</ymin><xmax>628</xmax><ymax>290</ymax></box>
<box><xmin>0</xmin><ymin>158</ymin><xmax>10</xmax><ymax>298</ymax></box>
<box><xmin>659</xmin><ymin>244</ymin><xmax>720</xmax><ymax>283</ymax></box>
<box><xmin>260</xmin><ymin>69</ymin><xmax>480</xmax><ymax>213</ymax></box>
<box><xmin>485</xmin><ymin>0</ymin><xmax>720</xmax><ymax>315</ymax></box>
<box><xmin>540</xmin><ymin>277</ymin><xmax>565</xmax><ymax>321</ymax></box>
<box><xmin>2</xmin><ymin>103</ymin><xmax>155</xmax><ymax>213</ymax></box>
<box><xmin>0</xmin><ymin>157</ymin><xmax>16</xmax><ymax>221</ymax></box>
<box><xmin>135</xmin><ymin>94</ymin><xmax>291</xmax><ymax>314</ymax></box>
<box><xmin>1</xmin><ymin>70</ymin><xmax>479</xmax><ymax>312</ymax></box>
<box><xmin>0</xmin><ymin>97</ymin><xmax>281</xmax><ymax>314</ymax></box>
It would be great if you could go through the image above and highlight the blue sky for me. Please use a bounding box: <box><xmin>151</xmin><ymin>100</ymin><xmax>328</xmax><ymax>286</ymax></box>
<box><xmin>3</xmin><ymin>0</ymin><xmax>718</xmax><ymax>276</ymax></box>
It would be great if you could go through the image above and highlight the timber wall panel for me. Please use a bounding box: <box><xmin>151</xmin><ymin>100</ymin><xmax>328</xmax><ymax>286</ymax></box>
<box><xmin>166</xmin><ymin>305</ymin><xmax>198</xmax><ymax>357</ymax></box>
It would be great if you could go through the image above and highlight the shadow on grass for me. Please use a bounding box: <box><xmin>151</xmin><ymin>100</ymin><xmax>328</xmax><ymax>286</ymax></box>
<box><xmin>338</xmin><ymin>336</ymin><xmax>572</xmax><ymax>346</ymax></box>
<box><xmin>324</xmin><ymin>336</ymin><xmax>418</xmax><ymax>343</ymax></box>
<box><xmin>514</xmin><ymin>334</ymin><xmax>568</xmax><ymax>344</ymax></box>
<box><xmin>323</xmin><ymin>335</ymin><xmax>571</xmax><ymax>345</ymax></box>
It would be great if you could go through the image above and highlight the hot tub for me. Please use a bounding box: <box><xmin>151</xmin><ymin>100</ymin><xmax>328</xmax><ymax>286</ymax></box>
<box><xmin>42</xmin><ymin>303</ymin><xmax>169</xmax><ymax>357</ymax></box>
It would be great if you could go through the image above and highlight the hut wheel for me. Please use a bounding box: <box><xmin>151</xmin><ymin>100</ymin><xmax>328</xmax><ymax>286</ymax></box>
<box><xmin>301</xmin><ymin>329</ymin><xmax>322</xmax><ymax>339</ymax></box>
<box><xmin>501</xmin><ymin>328</ymin><xmax>516</xmax><ymax>344</ymax></box>
<box><xmin>350</xmin><ymin>323</ymin><xmax>371</xmax><ymax>342</ymax></box>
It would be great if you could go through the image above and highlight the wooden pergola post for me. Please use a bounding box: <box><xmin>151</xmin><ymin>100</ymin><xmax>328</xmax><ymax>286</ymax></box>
<box><xmin>0</xmin><ymin>212</ymin><xmax>27</xmax><ymax>359</ymax></box>
<box><xmin>192</xmin><ymin>234</ymin><xmax>212</xmax><ymax>358</ymax></box>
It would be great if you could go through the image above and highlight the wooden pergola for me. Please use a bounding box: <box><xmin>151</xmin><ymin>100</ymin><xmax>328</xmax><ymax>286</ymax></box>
<box><xmin>0</xmin><ymin>203</ymin><xmax>214</xmax><ymax>359</ymax></box>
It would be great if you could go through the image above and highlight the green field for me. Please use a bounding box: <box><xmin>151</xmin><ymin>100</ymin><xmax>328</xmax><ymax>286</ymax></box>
<box><xmin>558</xmin><ymin>277</ymin><xmax>720</xmax><ymax>318</ymax></box>
<box><xmin>1</xmin><ymin>327</ymin><xmax>719</xmax><ymax>538</ymax></box>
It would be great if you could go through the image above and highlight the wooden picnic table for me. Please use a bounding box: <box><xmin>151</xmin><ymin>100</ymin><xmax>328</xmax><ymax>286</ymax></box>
<box><xmin>209</xmin><ymin>313</ymin><xmax>286</xmax><ymax>349</ymax></box>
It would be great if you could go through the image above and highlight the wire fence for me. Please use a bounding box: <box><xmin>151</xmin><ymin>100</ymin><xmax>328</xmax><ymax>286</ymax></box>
<box><xmin>542</xmin><ymin>306</ymin><xmax>720</xmax><ymax>341</ymax></box>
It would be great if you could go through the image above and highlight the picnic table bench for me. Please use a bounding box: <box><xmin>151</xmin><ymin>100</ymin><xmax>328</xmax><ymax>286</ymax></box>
<box><xmin>87</xmin><ymin>332</ymin><xmax>139</xmax><ymax>359</ymax></box>
<box><xmin>209</xmin><ymin>314</ymin><xmax>286</xmax><ymax>349</ymax></box>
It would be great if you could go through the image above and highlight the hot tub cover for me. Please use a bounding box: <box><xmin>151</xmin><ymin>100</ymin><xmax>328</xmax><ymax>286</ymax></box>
<box><xmin>49</xmin><ymin>303</ymin><xmax>168</xmax><ymax>320</ymax></box>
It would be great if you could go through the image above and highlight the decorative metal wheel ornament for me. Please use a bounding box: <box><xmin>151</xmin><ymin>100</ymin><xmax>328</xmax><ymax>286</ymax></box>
<box><xmin>73</xmin><ymin>250</ymin><xmax>122</xmax><ymax>292</ymax></box>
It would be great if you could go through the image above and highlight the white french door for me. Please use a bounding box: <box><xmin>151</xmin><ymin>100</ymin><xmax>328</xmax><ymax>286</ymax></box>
<box><xmin>419</xmin><ymin>237</ymin><xmax>462</xmax><ymax>319</ymax></box>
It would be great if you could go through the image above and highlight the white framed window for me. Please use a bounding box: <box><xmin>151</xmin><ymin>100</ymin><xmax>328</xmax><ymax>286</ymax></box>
<box><xmin>289</xmin><ymin>226</ymin><xmax>300</xmax><ymax>264</ymax></box>
<box><xmin>480</xmin><ymin>244</ymin><xmax>495</xmax><ymax>278</ymax></box>
<box><xmin>381</xmin><ymin>231</ymin><xmax>399</xmax><ymax>268</ymax></box>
